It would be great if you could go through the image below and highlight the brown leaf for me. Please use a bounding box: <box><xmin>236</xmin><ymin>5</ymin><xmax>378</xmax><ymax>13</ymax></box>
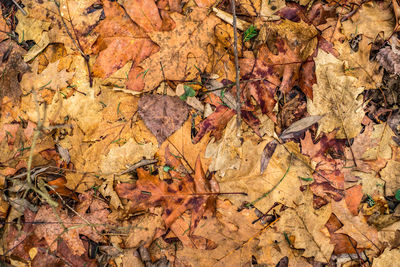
<box><xmin>0</xmin><ymin>40</ymin><xmax>30</xmax><ymax>105</ymax></box>
<box><xmin>325</xmin><ymin>214</ymin><xmax>360</xmax><ymax>255</ymax></box>
<box><xmin>301</xmin><ymin>131</ymin><xmax>346</xmax><ymax>206</ymax></box>
<box><xmin>192</xmin><ymin>105</ymin><xmax>236</xmax><ymax>144</ymax></box>
<box><xmin>127</xmin><ymin>7</ymin><xmax>220</xmax><ymax>92</ymax></box>
<box><xmin>116</xmin><ymin>147</ymin><xmax>218</xmax><ymax>236</ymax></box>
<box><xmin>34</xmin><ymin>191</ymin><xmax>110</xmax><ymax>256</ymax></box>
<box><xmin>138</xmin><ymin>94</ymin><xmax>189</xmax><ymax>145</ymax></box>
<box><xmin>345</xmin><ymin>185</ymin><xmax>363</xmax><ymax>216</ymax></box>
<box><xmin>376</xmin><ymin>45</ymin><xmax>400</xmax><ymax>75</ymax></box>
<box><xmin>92</xmin><ymin>1</ymin><xmax>159</xmax><ymax>78</ymax></box>
<box><xmin>332</xmin><ymin>199</ymin><xmax>382</xmax><ymax>251</ymax></box>
<box><xmin>122</xmin><ymin>0</ymin><xmax>163</xmax><ymax>32</ymax></box>
<box><xmin>260</xmin><ymin>140</ymin><xmax>278</xmax><ymax>174</ymax></box>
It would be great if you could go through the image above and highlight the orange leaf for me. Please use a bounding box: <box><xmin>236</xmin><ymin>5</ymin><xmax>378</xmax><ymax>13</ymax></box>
<box><xmin>116</xmin><ymin>146</ymin><xmax>218</xmax><ymax>236</ymax></box>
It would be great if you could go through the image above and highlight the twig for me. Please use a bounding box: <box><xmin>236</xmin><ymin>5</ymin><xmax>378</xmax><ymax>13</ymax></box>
<box><xmin>230</xmin><ymin>0</ymin><xmax>242</xmax><ymax>128</ymax></box>
<box><xmin>118</xmin><ymin>159</ymin><xmax>158</xmax><ymax>175</ymax></box>
<box><xmin>23</xmin><ymin>91</ymin><xmax>59</xmax><ymax>207</ymax></box>
<box><xmin>11</xmin><ymin>0</ymin><xmax>27</xmax><ymax>16</ymax></box>
<box><xmin>53</xmin><ymin>0</ymin><xmax>93</xmax><ymax>87</ymax></box>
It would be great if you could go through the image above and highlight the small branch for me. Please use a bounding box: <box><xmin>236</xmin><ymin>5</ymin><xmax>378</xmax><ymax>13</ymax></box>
<box><xmin>11</xmin><ymin>0</ymin><xmax>27</xmax><ymax>15</ymax></box>
<box><xmin>118</xmin><ymin>159</ymin><xmax>158</xmax><ymax>175</ymax></box>
<box><xmin>230</xmin><ymin>0</ymin><xmax>242</xmax><ymax>128</ymax></box>
<box><xmin>53</xmin><ymin>0</ymin><xmax>93</xmax><ymax>87</ymax></box>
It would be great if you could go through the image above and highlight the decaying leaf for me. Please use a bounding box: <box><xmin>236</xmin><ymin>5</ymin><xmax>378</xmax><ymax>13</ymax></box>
<box><xmin>307</xmin><ymin>50</ymin><xmax>365</xmax><ymax>139</ymax></box>
<box><xmin>0</xmin><ymin>40</ymin><xmax>30</xmax><ymax>104</ymax></box>
<box><xmin>138</xmin><ymin>94</ymin><xmax>189</xmax><ymax>145</ymax></box>
<box><xmin>34</xmin><ymin>191</ymin><xmax>110</xmax><ymax>256</ymax></box>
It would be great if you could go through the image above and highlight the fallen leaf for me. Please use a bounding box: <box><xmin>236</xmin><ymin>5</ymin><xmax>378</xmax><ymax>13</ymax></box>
<box><xmin>116</xmin><ymin>147</ymin><xmax>218</xmax><ymax>236</ymax></box>
<box><xmin>340</xmin><ymin>1</ymin><xmax>395</xmax><ymax>40</ymax></box>
<box><xmin>372</xmin><ymin>248</ymin><xmax>400</xmax><ymax>267</ymax></box>
<box><xmin>380</xmin><ymin>160</ymin><xmax>400</xmax><ymax>196</ymax></box>
<box><xmin>279</xmin><ymin>115</ymin><xmax>323</xmax><ymax>141</ymax></box>
<box><xmin>307</xmin><ymin>50</ymin><xmax>365</xmax><ymax>139</ymax></box>
<box><xmin>332</xmin><ymin>199</ymin><xmax>381</xmax><ymax>251</ymax></box>
<box><xmin>192</xmin><ymin>105</ymin><xmax>236</xmax><ymax>144</ymax></box>
<box><xmin>92</xmin><ymin>0</ymin><xmax>159</xmax><ymax>79</ymax></box>
<box><xmin>344</xmin><ymin>184</ymin><xmax>363</xmax><ymax>216</ymax></box>
<box><xmin>0</xmin><ymin>40</ymin><xmax>30</xmax><ymax>105</ymax></box>
<box><xmin>34</xmin><ymin>191</ymin><xmax>110</xmax><ymax>256</ymax></box>
<box><xmin>121</xmin><ymin>0</ymin><xmax>163</xmax><ymax>32</ymax></box>
<box><xmin>272</xmin><ymin>190</ymin><xmax>334</xmax><ymax>263</ymax></box>
<box><xmin>325</xmin><ymin>213</ymin><xmax>360</xmax><ymax>255</ymax></box>
<box><xmin>127</xmin><ymin>7</ymin><xmax>220</xmax><ymax>92</ymax></box>
<box><xmin>138</xmin><ymin>94</ymin><xmax>189</xmax><ymax>145</ymax></box>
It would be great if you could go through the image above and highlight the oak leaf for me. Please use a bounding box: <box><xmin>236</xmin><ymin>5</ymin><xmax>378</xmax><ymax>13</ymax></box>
<box><xmin>301</xmin><ymin>131</ymin><xmax>346</xmax><ymax>207</ymax></box>
<box><xmin>116</xmin><ymin>147</ymin><xmax>218</xmax><ymax>234</ymax></box>
<box><xmin>126</xmin><ymin>7</ymin><xmax>220</xmax><ymax>92</ymax></box>
<box><xmin>307</xmin><ymin>50</ymin><xmax>365</xmax><ymax>139</ymax></box>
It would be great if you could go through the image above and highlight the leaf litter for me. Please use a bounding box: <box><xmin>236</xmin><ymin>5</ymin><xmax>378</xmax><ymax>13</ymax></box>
<box><xmin>0</xmin><ymin>0</ymin><xmax>400</xmax><ymax>266</ymax></box>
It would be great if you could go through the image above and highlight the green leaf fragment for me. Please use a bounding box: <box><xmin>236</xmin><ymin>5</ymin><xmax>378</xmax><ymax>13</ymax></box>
<box><xmin>395</xmin><ymin>189</ymin><xmax>400</xmax><ymax>201</ymax></box>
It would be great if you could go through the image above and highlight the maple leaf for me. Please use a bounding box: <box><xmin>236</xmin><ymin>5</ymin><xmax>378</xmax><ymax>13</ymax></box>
<box><xmin>116</xmin><ymin>147</ymin><xmax>218</xmax><ymax>234</ymax></box>
<box><xmin>92</xmin><ymin>1</ymin><xmax>159</xmax><ymax>78</ymax></box>
<box><xmin>126</xmin><ymin>7</ymin><xmax>220</xmax><ymax>92</ymax></box>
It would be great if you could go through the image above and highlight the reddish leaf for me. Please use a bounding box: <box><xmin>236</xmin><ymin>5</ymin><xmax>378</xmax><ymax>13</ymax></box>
<box><xmin>116</xmin><ymin>147</ymin><xmax>218</xmax><ymax>235</ymax></box>
<box><xmin>122</xmin><ymin>0</ymin><xmax>163</xmax><ymax>32</ymax></box>
<box><xmin>240</xmin><ymin>57</ymin><xmax>280</xmax><ymax>119</ymax></box>
<box><xmin>192</xmin><ymin>105</ymin><xmax>236</xmax><ymax>144</ymax></box>
<box><xmin>325</xmin><ymin>214</ymin><xmax>360</xmax><ymax>255</ymax></box>
<box><xmin>301</xmin><ymin>131</ymin><xmax>347</xmax><ymax>206</ymax></box>
<box><xmin>345</xmin><ymin>185</ymin><xmax>363</xmax><ymax>216</ymax></box>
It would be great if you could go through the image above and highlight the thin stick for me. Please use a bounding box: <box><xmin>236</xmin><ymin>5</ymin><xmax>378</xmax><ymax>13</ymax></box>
<box><xmin>11</xmin><ymin>0</ymin><xmax>27</xmax><ymax>16</ymax></box>
<box><xmin>230</xmin><ymin>0</ymin><xmax>241</xmax><ymax>127</ymax></box>
<box><xmin>53</xmin><ymin>0</ymin><xmax>93</xmax><ymax>87</ymax></box>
